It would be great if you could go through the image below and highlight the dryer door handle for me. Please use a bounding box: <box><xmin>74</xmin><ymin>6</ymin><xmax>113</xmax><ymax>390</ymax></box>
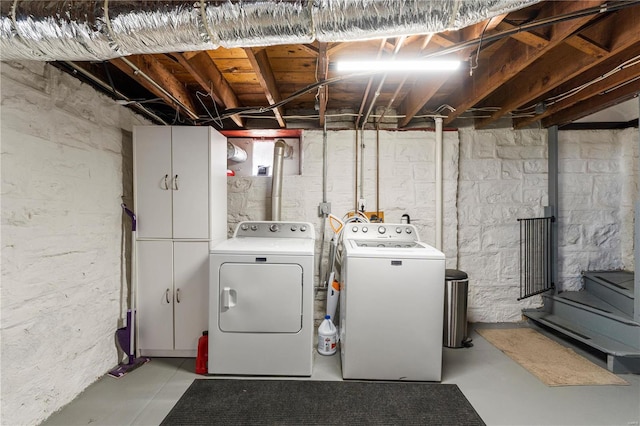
<box><xmin>222</xmin><ymin>287</ymin><xmax>237</xmax><ymax>310</ymax></box>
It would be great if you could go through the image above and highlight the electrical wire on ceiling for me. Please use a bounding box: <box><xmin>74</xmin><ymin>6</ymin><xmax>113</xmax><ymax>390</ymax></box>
<box><xmin>208</xmin><ymin>1</ymin><xmax>640</xmax><ymax>126</ymax></box>
<box><xmin>510</xmin><ymin>54</ymin><xmax>640</xmax><ymax>115</ymax></box>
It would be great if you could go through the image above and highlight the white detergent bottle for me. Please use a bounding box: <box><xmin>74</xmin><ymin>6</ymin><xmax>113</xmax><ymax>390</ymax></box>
<box><xmin>317</xmin><ymin>315</ymin><xmax>337</xmax><ymax>355</ymax></box>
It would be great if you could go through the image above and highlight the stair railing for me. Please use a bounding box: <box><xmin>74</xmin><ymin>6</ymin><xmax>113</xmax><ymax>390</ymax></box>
<box><xmin>518</xmin><ymin>216</ymin><xmax>555</xmax><ymax>300</ymax></box>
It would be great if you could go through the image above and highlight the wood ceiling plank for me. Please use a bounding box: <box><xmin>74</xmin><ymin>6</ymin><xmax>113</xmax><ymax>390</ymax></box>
<box><xmin>183</xmin><ymin>52</ymin><xmax>244</xmax><ymax>127</ymax></box>
<box><xmin>110</xmin><ymin>55</ymin><xmax>199</xmax><ymax>120</ymax></box>
<box><xmin>443</xmin><ymin>0</ymin><xmax>606</xmax><ymax>126</ymax></box>
<box><xmin>475</xmin><ymin>6</ymin><xmax>640</xmax><ymax>128</ymax></box>
<box><xmin>542</xmin><ymin>77</ymin><xmax>640</xmax><ymax>127</ymax></box>
<box><xmin>244</xmin><ymin>47</ymin><xmax>286</xmax><ymax>127</ymax></box>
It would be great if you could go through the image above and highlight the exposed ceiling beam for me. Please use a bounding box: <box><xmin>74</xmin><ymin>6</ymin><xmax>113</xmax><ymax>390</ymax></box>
<box><xmin>244</xmin><ymin>47</ymin><xmax>286</xmax><ymax>128</ymax></box>
<box><xmin>110</xmin><ymin>55</ymin><xmax>199</xmax><ymax>121</ymax></box>
<box><xmin>299</xmin><ymin>43</ymin><xmax>319</xmax><ymax>56</ymax></box>
<box><xmin>475</xmin><ymin>7</ymin><xmax>640</xmax><ymax>128</ymax></box>
<box><xmin>317</xmin><ymin>42</ymin><xmax>329</xmax><ymax>126</ymax></box>
<box><xmin>543</xmin><ymin>78</ymin><xmax>640</xmax><ymax>127</ymax></box>
<box><xmin>514</xmin><ymin>46</ymin><xmax>640</xmax><ymax>128</ymax></box>
<box><xmin>398</xmin><ymin>75</ymin><xmax>451</xmax><ymax>127</ymax></box>
<box><xmin>565</xmin><ymin>34</ymin><xmax>609</xmax><ymax>57</ymax></box>
<box><xmin>443</xmin><ymin>0</ymin><xmax>605</xmax><ymax>126</ymax></box>
<box><xmin>327</xmin><ymin>42</ymin><xmax>352</xmax><ymax>57</ymax></box>
<box><xmin>177</xmin><ymin>52</ymin><xmax>244</xmax><ymax>127</ymax></box>
<box><xmin>495</xmin><ymin>21</ymin><xmax>548</xmax><ymax>48</ymax></box>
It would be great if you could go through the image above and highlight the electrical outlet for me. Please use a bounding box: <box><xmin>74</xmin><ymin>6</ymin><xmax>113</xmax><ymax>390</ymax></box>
<box><xmin>318</xmin><ymin>202</ymin><xmax>331</xmax><ymax>217</ymax></box>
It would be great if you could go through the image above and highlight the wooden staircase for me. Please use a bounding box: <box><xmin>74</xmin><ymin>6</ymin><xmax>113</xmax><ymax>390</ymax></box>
<box><xmin>523</xmin><ymin>271</ymin><xmax>640</xmax><ymax>374</ymax></box>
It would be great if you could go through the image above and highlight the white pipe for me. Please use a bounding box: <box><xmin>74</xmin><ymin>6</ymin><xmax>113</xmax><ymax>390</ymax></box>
<box><xmin>435</xmin><ymin>117</ymin><xmax>443</xmax><ymax>251</ymax></box>
<box><xmin>271</xmin><ymin>139</ymin><xmax>286</xmax><ymax>221</ymax></box>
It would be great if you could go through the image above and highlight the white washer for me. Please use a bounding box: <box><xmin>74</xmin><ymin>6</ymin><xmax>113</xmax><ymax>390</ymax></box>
<box><xmin>340</xmin><ymin>223</ymin><xmax>445</xmax><ymax>381</ymax></box>
<box><xmin>208</xmin><ymin>221</ymin><xmax>315</xmax><ymax>376</ymax></box>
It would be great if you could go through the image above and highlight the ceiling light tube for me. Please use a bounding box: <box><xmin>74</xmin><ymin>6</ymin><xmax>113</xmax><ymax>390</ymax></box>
<box><xmin>336</xmin><ymin>59</ymin><xmax>461</xmax><ymax>73</ymax></box>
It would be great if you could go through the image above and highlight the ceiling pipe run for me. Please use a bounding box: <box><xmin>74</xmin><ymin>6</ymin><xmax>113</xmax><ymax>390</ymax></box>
<box><xmin>0</xmin><ymin>0</ymin><xmax>539</xmax><ymax>61</ymax></box>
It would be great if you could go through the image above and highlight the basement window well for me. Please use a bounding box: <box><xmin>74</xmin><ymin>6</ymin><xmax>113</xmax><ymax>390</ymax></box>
<box><xmin>226</xmin><ymin>137</ymin><xmax>301</xmax><ymax>177</ymax></box>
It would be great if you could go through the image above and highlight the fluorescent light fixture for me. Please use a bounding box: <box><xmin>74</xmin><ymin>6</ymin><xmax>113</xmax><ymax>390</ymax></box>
<box><xmin>335</xmin><ymin>59</ymin><xmax>461</xmax><ymax>73</ymax></box>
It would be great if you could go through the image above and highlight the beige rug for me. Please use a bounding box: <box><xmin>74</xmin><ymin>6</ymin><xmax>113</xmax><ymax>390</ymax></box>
<box><xmin>477</xmin><ymin>328</ymin><xmax>628</xmax><ymax>386</ymax></box>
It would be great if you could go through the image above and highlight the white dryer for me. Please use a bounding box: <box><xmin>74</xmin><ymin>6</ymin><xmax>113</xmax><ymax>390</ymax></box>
<box><xmin>340</xmin><ymin>223</ymin><xmax>445</xmax><ymax>381</ymax></box>
<box><xmin>209</xmin><ymin>221</ymin><xmax>315</xmax><ymax>376</ymax></box>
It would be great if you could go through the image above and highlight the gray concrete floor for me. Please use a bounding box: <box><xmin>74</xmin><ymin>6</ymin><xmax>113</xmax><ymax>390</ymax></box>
<box><xmin>42</xmin><ymin>323</ymin><xmax>640</xmax><ymax>426</ymax></box>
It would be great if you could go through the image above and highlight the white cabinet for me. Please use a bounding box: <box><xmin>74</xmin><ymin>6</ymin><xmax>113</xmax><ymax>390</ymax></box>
<box><xmin>133</xmin><ymin>125</ymin><xmax>227</xmax><ymax>357</ymax></box>
<box><xmin>134</xmin><ymin>126</ymin><xmax>213</xmax><ymax>240</ymax></box>
<box><xmin>137</xmin><ymin>241</ymin><xmax>209</xmax><ymax>356</ymax></box>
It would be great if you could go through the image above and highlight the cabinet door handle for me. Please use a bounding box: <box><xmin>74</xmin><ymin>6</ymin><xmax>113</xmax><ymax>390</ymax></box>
<box><xmin>165</xmin><ymin>288</ymin><xmax>171</xmax><ymax>304</ymax></box>
<box><xmin>173</xmin><ymin>174</ymin><xmax>179</xmax><ymax>190</ymax></box>
<box><xmin>163</xmin><ymin>174</ymin><xmax>169</xmax><ymax>190</ymax></box>
<box><xmin>176</xmin><ymin>288</ymin><xmax>181</xmax><ymax>303</ymax></box>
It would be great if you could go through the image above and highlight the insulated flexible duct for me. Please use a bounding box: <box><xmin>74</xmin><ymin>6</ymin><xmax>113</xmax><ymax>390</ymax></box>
<box><xmin>0</xmin><ymin>0</ymin><xmax>539</xmax><ymax>61</ymax></box>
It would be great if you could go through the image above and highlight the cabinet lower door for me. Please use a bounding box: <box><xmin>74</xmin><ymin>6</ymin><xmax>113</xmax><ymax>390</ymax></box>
<box><xmin>173</xmin><ymin>242</ymin><xmax>209</xmax><ymax>352</ymax></box>
<box><xmin>137</xmin><ymin>240</ymin><xmax>174</xmax><ymax>353</ymax></box>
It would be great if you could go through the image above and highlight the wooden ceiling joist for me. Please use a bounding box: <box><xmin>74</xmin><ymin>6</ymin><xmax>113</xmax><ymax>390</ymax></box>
<box><xmin>442</xmin><ymin>0</ymin><xmax>605</xmax><ymax>126</ymax></box>
<box><xmin>475</xmin><ymin>6</ymin><xmax>640</xmax><ymax>128</ymax></box>
<box><xmin>110</xmin><ymin>55</ymin><xmax>199</xmax><ymax>120</ymax></box>
<box><xmin>244</xmin><ymin>47</ymin><xmax>286</xmax><ymax>128</ymax></box>
<box><xmin>543</xmin><ymin>77</ymin><xmax>640</xmax><ymax>127</ymax></box>
<box><xmin>514</xmin><ymin>45</ymin><xmax>640</xmax><ymax>128</ymax></box>
<box><xmin>177</xmin><ymin>52</ymin><xmax>244</xmax><ymax>127</ymax></box>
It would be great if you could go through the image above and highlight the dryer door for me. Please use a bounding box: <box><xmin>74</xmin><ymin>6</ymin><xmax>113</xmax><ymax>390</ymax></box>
<box><xmin>218</xmin><ymin>263</ymin><xmax>303</xmax><ymax>333</ymax></box>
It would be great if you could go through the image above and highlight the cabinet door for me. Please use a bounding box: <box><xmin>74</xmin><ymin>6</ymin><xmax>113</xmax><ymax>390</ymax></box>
<box><xmin>171</xmin><ymin>127</ymin><xmax>210</xmax><ymax>239</ymax></box>
<box><xmin>137</xmin><ymin>241</ymin><xmax>174</xmax><ymax>352</ymax></box>
<box><xmin>134</xmin><ymin>126</ymin><xmax>173</xmax><ymax>239</ymax></box>
<box><xmin>173</xmin><ymin>242</ymin><xmax>209</xmax><ymax>351</ymax></box>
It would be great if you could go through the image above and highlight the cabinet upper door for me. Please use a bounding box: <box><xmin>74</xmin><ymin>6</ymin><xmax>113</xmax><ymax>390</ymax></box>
<box><xmin>134</xmin><ymin>126</ymin><xmax>173</xmax><ymax>239</ymax></box>
<box><xmin>171</xmin><ymin>127</ymin><xmax>210</xmax><ymax>239</ymax></box>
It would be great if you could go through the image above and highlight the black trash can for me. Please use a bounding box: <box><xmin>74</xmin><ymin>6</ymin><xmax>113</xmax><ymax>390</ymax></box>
<box><xmin>443</xmin><ymin>269</ymin><xmax>471</xmax><ymax>348</ymax></box>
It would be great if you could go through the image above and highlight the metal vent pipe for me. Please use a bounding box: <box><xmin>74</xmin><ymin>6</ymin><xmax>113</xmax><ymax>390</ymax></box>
<box><xmin>271</xmin><ymin>139</ymin><xmax>287</xmax><ymax>221</ymax></box>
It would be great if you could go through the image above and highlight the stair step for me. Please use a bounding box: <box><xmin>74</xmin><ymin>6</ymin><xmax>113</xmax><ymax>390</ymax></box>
<box><xmin>523</xmin><ymin>310</ymin><xmax>640</xmax><ymax>357</ymax></box>
<box><xmin>582</xmin><ymin>270</ymin><xmax>634</xmax><ymax>317</ymax></box>
<box><xmin>552</xmin><ymin>291</ymin><xmax>634</xmax><ymax>323</ymax></box>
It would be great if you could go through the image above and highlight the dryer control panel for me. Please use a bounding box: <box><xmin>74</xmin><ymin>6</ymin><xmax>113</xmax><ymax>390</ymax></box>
<box><xmin>234</xmin><ymin>221</ymin><xmax>315</xmax><ymax>239</ymax></box>
<box><xmin>343</xmin><ymin>223</ymin><xmax>419</xmax><ymax>242</ymax></box>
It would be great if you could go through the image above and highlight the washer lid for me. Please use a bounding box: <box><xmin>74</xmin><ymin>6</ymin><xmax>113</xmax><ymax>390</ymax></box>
<box><xmin>211</xmin><ymin>237</ymin><xmax>315</xmax><ymax>256</ymax></box>
<box><xmin>344</xmin><ymin>239</ymin><xmax>445</xmax><ymax>260</ymax></box>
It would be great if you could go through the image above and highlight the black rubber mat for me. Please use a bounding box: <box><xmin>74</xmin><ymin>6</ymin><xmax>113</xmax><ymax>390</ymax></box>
<box><xmin>160</xmin><ymin>379</ymin><xmax>485</xmax><ymax>425</ymax></box>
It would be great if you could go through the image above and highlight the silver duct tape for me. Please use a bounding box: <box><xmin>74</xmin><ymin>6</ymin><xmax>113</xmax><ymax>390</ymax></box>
<box><xmin>108</xmin><ymin>1</ymin><xmax>217</xmax><ymax>56</ymax></box>
<box><xmin>206</xmin><ymin>0</ymin><xmax>314</xmax><ymax>48</ymax></box>
<box><xmin>312</xmin><ymin>0</ymin><xmax>540</xmax><ymax>43</ymax></box>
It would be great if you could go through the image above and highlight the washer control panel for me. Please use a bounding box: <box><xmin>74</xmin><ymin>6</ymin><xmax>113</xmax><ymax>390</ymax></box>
<box><xmin>344</xmin><ymin>223</ymin><xmax>419</xmax><ymax>241</ymax></box>
<box><xmin>235</xmin><ymin>221</ymin><xmax>314</xmax><ymax>239</ymax></box>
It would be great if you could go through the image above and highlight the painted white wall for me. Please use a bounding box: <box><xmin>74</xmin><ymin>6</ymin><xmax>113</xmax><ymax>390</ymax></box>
<box><xmin>557</xmin><ymin>129</ymin><xmax>638</xmax><ymax>290</ymax></box>
<box><xmin>1</xmin><ymin>61</ymin><xmax>148</xmax><ymax>426</ymax></box>
<box><xmin>456</xmin><ymin>127</ymin><xmax>637</xmax><ymax>322</ymax></box>
<box><xmin>0</xmin><ymin>60</ymin><xmax>636</xmax><ymax>425</ymax></box>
